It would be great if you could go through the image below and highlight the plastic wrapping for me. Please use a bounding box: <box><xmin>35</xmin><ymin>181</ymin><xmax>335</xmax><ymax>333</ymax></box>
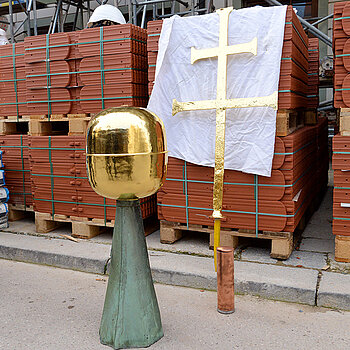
<box><xmin>148</xmin><ymin>6</ymin><xmax>287</xmax><ymax>177</ymax></box>
<box><xmin>0</xmin><ymin>150</ymin><xmax>9</xmax><ymax>227</ymax></box>
<box><xmin>0</xmin><ymin>203</ymin><xmax>8</xmax><ymax>215</ymax></box>
<box><xmin>0</xmin><ymin>170</ymin><xmax>5</xmax><ymax>186</ymax></box>
<box><xmin>0</xmin><ymin>186</ymin><xmax>9</xmax><ymax>203</ymax></box>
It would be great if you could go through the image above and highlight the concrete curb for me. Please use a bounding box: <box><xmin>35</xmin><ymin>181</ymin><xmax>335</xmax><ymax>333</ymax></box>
<box><xmin>0</xmin><ymin>245</ymin><xmax>108</xmax><ymax>275</ymax></box>
<box><xmin>317</xmin><ymin>271</ymin><xmax>350</xmax><ymax>311</ymax></box>
<box><xmin>0</xmin><ymin>231</ymin><xmax>110</xmax><ymax>274</ymax></box>
<box><xmin>0</xmin><ymin>232</ymin><xmax>349</xmax><ymax>311</ymax></box>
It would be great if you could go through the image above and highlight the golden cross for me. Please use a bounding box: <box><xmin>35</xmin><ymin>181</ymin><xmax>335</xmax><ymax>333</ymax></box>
<box><xmin>172</xmin><ymin>6</ymin><xmax>278</xmax><ymax>269</ymax></box>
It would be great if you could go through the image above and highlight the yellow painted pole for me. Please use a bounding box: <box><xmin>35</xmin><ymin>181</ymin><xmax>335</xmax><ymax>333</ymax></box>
<box><xmin>214</xmin><ymin>218</ymin><xmax>221</xmax><ymax>271</ymax></box>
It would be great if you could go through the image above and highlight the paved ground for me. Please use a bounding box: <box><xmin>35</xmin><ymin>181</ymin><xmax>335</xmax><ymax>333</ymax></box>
<box><xmin>1</xmin><ymin>259</ymin><xmax>349</xmax><ymax>350</ymax></box>
<box><xmin>0</xmin><ymin>186</ymin><xmax>350</xmax><ymax>310</ymax></box>
<box><xmin>3</xmin><ymin>187</ymin><xmax>348</xmax><ymax>273</ymax></box>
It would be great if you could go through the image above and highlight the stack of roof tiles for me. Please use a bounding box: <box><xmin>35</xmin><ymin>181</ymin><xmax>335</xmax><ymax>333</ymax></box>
<box><xmin>158</xmin><ymin>118</ymin><xmax>328</xmax><ymax>233</ymax></box>
<box><xmin>24</xmin><ymin>33</ymin><xmax>74</xmax><ymax>115</ymax></box>
<box><xmin>0</xmin><ymin>24</ymin><xmax>153</xmax><ymax>227</ymax></box>
<box><xmin>147</xmin><ymin>20</ymin><xmax>162</xmax><ymax>97</ymax></box>
<box><xmin>332</xmin><ymin>134</ymin><xmax>350</xmax><ymax>236</ymax></box>
<box><xmin>279</xmin><ymin>6</ymin><xmax>309</xmax><ymax>109</ymax></box>
<box><xmin>147</xmin><ymin>6</ymin><xmax>312</xmax><ymax>110</ymax></box>
<box><xmin>29</xmin><ymin>135</ymin><xmax>156</xmax><ymax>221</ymax></box>
<box><xmin>0</xmin><ymin>135</ymin><xmax>32</xmax><ymax>208</ymax></box>
<box><xmin>0</xmin><ymin>43</ymin><xmax>27</xmax><ymax>118</ymax></box>
<box><xmin>334</xmin><ymin>1</ymin><xmax>350</xmax><ymax>108</ymax></box>
<box><xmin>23</xmin><ymin>24</ymin><xmax>148</xmax><ymax>115</ymax></box>
<box><xmin>307</xmin><ymin>38</ymin><xmax>319</xmax><ymax>109</ymax></box>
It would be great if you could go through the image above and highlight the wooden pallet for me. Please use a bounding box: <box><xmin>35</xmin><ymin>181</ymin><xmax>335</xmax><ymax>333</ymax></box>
<box><xmin>303</xmin><ymin>109</ymin><xmax>318</xmax><ymax>125</ymax></box>
<box><xmin>0</xmin><ymin>117</ymin><xmax>30</xmax><ymax>135</ymax></box>
<box><xmin>335</xmin><ymin>235</ymin><xmax>350</xmax><ymax>263</ymax></box>
<box><xmin>160</xmin><ymin>220</ymin><xmax>296</xmax><ymax>259</ymax></box>
<box><xmin>158</xmin><ymin>189</ymin><xmax>323</xmax><ymax>260</ymax></box>
<box><xmin>35</xmin><ymin>212</ymin><xmax>159</xmax><ymax>239</ymax></box>
<box><xmin>5</xmin><ymin>115</ymin><xmax>31</xmax><ymax>121</ymax></box>
<box><xmin>276</xmin><ymin>110</ymin><xmax>304</xmax><ymax>137</ymax></box>
<box><xmin>8</xmin><ymin>203</ymin><xmax>34</xmax><ymax>221</ymax></box>
<box><xmin>339</xmin><ymin>108</ymin><xmax>350</xmax><ymax>136</ymax></box>
<box><xmin>68</xmin><ymin>117</ymin><xmax>91</xmax><ymax>135</ymax></box>
<box><xmin>29</xmin><ymin>114</ymin><xmax>90</xmax><ymax>136</ymax></box>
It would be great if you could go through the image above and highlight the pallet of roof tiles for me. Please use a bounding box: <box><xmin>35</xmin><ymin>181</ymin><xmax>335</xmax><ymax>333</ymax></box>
<box><xmin>158</xmin><ymin>162</ymin><xmax>319</xmax><ymax>232</ymax></box>
<box><xmin>306</xmin><ymin>38</ymin><xmax>319</xmax><ymax>113</ymax></box>
<box><xmin>78</xmin><ymin>54</ymin><xmax>147</xmax><ymax>85</ymax></box>
<box><xmin>333</xmin><ymin>1</ymin><xmax>350</xmax><ymax>108</ymax></box>
<box><xmin>332</xmin><ymin>133</ymin><xmax>350</xmax><ymax>262</ymax></box>
<box><xmin>158</xmin><ymin>120</ymin><xmax>329</xmax><ymax>258</ymax></box>
<box><xmin>334</xmin><ymin>39</ymin><xmax>349</xmax><ymax>108</ymax></box>
<box><xmin>25</xmin><ymin>32</ymin><xmax>84</xmax><ymax>116</ymax></box>
<box><xmin>333</xmin><ymin>1</ymin><xmax>350</xmax><ymax>40</ymax></box>
<box><xmin>0</xmin><ymin>43</ymin><xmax>28</xmax><ymax>119</ymax></box>
<box><xmin>23</xmin><ymin>24</ymin><xmax>148</xmax><ymax>117</ymax></box>
<box><xmin>147</xmin><ymin>19</ymin><xmax>163</xmax><ymax>94</ymax></box>
<box><xmin>25</xmin><ymin>33</ymin><xmax>75</xmax><ymax>116</ymax></box>
<box><xmin>29</xmin><ymin>135</ymin><xmax>158</xmax><ymax>238</ymax></box>
<box><xmin>279</xmin><ymin>6</ymin><xmax>309</xmax><ymax>110</ymax></box>
<box><xmin>75</xmin><ymin>25</ymin><xmax>148</xmax><ymax>114</ymax></box>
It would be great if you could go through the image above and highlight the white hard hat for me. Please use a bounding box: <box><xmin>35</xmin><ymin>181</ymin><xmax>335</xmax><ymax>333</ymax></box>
<box><xmin>88</xmin><ymin>4</ymin><xmax>126</xmax><ymax>25</ymax></box>
<box><xmin>0</xmin><ymin>28</ymin><xmax>9</xmax><ymax>45</ymax></box>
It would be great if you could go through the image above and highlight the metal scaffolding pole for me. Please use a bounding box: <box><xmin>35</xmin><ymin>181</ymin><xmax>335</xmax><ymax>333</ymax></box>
<box><xmin>26</xmin><ymin>0</ymin><xmax>31</xmax><ymax>36</ymax></box>
<box><xmin>32</xmin><ymin>0</ymin><xmax>38</xmax><ymax>35</ymax></box>
<box><xmin>132</xmin><ymin>1</ymin><xmax>137</xmax><ymax>24</ymax></box>
<box><xmin>87</xmin><ymin>0</ymin><xmax>91</xmax><ymax>17</ymax></box>
<box><xmin>305</xmin><ymin>13</ymin><xmax>333</xmax><ymax>31</ymax></box>
<box><xmin>63</xmin><ymin>2</ymin><xmax>71</xmax><ymax>27</ymax></box>
<box><xmin>72</xmin><ymin>1</ymin><xmax>81</xmax><ymax>30</ymax></box>
<box><xmin>140</xmin><ymin>4</ymin><xmax>147</xmax><ymax>28</ymax></box>
<box><xmin>51</xmin><ymin>0</ymin><xmax>63</xmax><ymax>33</ymax></box>
<box><xmin>80</xmin><ymin>0</ymin><xmax>84</xmax><ymax>29</ymax></box>
<box><xmin>128</xmin><ymin>0</ymin><xmax>132</xmax><ymax>23</ymax></box>
<box><xmin>9</xmin><ymin>0</ymin><xmax>14</xmax><ymax>42</ymax></box>
<box><xmin>264</xmin><ymin>0</ymin><xmax>332</xmax><ymax>47</ymax></box>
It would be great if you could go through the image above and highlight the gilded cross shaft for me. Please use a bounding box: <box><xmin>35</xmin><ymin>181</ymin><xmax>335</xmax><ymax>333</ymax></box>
<box><xmin>172</xmin><ymin>7</ymin><xmax>278</xmax><ymax>268</ymax></box>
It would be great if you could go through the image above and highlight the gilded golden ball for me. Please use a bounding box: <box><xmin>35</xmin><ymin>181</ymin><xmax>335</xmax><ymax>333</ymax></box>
<box><xmin>86</xmin><ymin>107</ymin><xmax>167</xmax><ymax>200</ymax></box>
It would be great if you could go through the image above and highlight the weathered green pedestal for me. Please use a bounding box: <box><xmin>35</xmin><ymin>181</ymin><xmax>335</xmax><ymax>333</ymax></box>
<box><xmin>100</xmin><ymin>200</ymin><xmax>163</xmax><ymax>349</ymax></box>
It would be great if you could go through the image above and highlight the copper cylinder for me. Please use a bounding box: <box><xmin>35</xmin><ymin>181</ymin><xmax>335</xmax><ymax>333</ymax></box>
<box><xmin>217</xmin><ymin>246</ymin><xmax>235</xmax><ymax>314</ymax></box>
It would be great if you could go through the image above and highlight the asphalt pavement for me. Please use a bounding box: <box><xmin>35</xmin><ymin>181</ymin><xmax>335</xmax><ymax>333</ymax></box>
<box><xmin>1</xmin><ymin>259</ymin><xmax>349</xmax><ymax>350</ymax></box>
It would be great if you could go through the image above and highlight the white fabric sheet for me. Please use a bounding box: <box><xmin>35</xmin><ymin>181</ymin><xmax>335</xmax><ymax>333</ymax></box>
<box><xmin>147</xmin><ymin>6</ymin><xmax>287</xmax><ymax>177</ymax></box>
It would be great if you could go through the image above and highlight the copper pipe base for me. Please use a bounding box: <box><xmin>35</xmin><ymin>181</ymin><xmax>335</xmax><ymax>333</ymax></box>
<box><xmin>217</xmin><ymin>246</ymin><xmax>235</xmax><ymax>314</ymax></box>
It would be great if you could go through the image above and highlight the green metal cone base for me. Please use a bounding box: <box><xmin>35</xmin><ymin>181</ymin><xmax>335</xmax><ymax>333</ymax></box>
<box><xmin>100</xmin><ymin>200</ymin><xmax>163</xmax><ymax>349</ymax></box>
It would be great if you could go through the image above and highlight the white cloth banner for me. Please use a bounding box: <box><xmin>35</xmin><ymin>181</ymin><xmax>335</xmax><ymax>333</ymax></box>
<box><xmin>147</xmin><ymin>5</ymin><xmax>287</xmax><ymax>177</ymax></box>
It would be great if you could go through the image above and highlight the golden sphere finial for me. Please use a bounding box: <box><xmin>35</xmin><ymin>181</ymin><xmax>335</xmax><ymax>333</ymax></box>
<box><xmin>86</xmin><ymin>107</ymin><xmax>167</xmax><ymax>200</ymax></box>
